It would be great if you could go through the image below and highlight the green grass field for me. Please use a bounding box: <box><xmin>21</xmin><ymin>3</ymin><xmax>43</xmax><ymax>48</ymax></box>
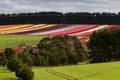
<box><xmin>0</xmin><ymin>35</ymin><xmax>44</xmax><ymax>49</ymax></box>
<box><xmin>1</xmin><ymin>62</ymin><xmax>120</xmax><ymax>80</ymax></box>
<box><xmin>0</xmin><ymin>67</ymin><xmax>17</xmax><ymax>80</ymax></box>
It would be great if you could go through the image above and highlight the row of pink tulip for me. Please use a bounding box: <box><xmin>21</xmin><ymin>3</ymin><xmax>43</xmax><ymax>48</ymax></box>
<box><xmin>43</xmin><ymin>25</ymin><xmax>98</xmax><ymax>36</ymax></box>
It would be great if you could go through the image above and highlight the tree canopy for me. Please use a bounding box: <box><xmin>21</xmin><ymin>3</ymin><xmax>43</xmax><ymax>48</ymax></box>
<box><xmin>88</xmin><ymin>28</ymin><xmax>120</xmax><ymax>63</ymax></box>
<box><xmin>0</xmin><ymin>12</ymin><xmax>120</xmax><ymax>24</ymax></box>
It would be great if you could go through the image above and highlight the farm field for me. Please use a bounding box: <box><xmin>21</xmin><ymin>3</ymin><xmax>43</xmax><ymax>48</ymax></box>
<box><xmin>0</xmin><ymin>24</ymin><xmax>120</xmax><ymax>52</ymax></box>
<box><xmin>0</xmin><ymin>35</ymin><xmax>44</xmax><ymax>49</ymax></box>
<box><xmin>1</xmin><ymin>62</ymin><xmax>120</xmax><ymax>80</ymax></box>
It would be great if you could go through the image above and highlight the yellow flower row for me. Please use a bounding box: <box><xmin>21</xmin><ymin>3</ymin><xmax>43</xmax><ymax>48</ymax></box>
<box><xmin>0</xmin><ymin>24</ymin><xmax>57</xmax><ymax>34</ymax></box>
<box><xmin>0</xmin><ymin>24</ymin><xmax>33</xmax><ymax>31</ymax></box>
<box><xmin>12</xmin><ymin>24</ymin><xmax>56</xmax><ymax>33</ymax></box>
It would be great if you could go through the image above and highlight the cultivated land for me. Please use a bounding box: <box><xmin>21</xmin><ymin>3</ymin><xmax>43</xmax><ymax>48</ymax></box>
<box><xmin>0</xmin><ymin>35</ymin><xmax>44</xmax><ymax>49</ymax></box>
<box><xmin>1</xmin><ymin>62</ymin><xmax>120</xmax><ymax>80</ymax></box>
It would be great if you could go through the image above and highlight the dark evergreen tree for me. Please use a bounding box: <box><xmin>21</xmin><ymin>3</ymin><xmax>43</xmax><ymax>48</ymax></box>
<box><xmin>0</xmin><ymin>12</ymin><xmax>120</xmax><ymax>24</ymax></box>
<box><xmin>88</xmin><ymin>28</ymin><xmax>120</xmax><ymax>63</ymax></box>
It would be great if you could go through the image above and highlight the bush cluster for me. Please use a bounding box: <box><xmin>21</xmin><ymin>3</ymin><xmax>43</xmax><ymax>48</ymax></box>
<box><xmin>7</xmin><ymin>51</ymin><xmax>34</xmax><ymax>80</ymax></box>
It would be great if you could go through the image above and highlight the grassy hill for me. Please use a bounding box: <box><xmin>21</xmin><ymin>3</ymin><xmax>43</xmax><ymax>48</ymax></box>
<box><xmin>0</xmin><ymin>35</ymin><xmax>44</xmax><ymax>49</ymax></box>
<box><xmin>33</xmin><ymin>62</ymin><xmax>120</xmax><ymax>80</ymax></box>
<box><xmin>1</xmin><ymin>62</ymin><xmax>120</xmax><ymax>80</ymax></box>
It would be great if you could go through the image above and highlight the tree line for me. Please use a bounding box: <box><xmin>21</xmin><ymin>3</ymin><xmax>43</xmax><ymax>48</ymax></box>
<box><xmin>88</xmin><ymin>28</ymin><xmax>120</xmax><ymax>63</ymax></box>
<box><xmin>0</xmin><ymin>35</ymin><xmax>87</xmax><ymax>67</ymax></box>
<box><xmin>0</xmin><ymin>48</ymin><xmax>34</xmax><ymax>80</ymax></box>
<box><xmin>0</xmin><ymin>12</ymin><xmax>120</xmax><ymax>25</ymax></box>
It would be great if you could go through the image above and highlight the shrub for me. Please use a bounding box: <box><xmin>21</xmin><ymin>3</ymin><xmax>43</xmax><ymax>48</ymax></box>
<box><xmin>15</xmin><ymin>63</ymin><xmax>23</xmax><ymax>77</ymax></box>
<box><xmin>17</xmin><ymin>51</ymin><xmax>33</xmax><ymax>67</ymax></box>
<box><xmin>17</xmin><ymin>64</ymin><xmax>34</xmax><ymax>80</ymax></box>
<box><xmin>7</xmin><ymin>55</ymin><xmax>21</xmax><ymax>72</ymax></box>
<box><xmin>31</xmin><ymin>54</ymin><xmax>42</xmax><ymax>66</ymax></box>
<box><xmin>4</xmin><ymin>48</ymin><xmax>15</xmax><ymax>59</ymax></box>
<box><xmin>0</xmin><ymin>53</ymin><xmax>7</xmax><ymax>67</ymax></box>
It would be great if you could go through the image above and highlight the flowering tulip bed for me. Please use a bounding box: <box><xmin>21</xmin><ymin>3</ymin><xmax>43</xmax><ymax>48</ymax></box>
<box><xmin>0</xmin><ymin>24</ymin><xmax>120</xmax><ymax>43</ymax></box>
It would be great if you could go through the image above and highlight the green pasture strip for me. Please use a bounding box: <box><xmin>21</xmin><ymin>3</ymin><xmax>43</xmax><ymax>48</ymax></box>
<box><xmin>52</xmin><ymin>62</ymin><xmax>120</xmax><ymax>80</ymax></box>
<box><xmin>33</xmin><ymin>62</ymin><xmax>120</xmax><ymax>80</ymax></box>
<box><xmin>33</xmin><ymin>67</ymin><xmax>65</xmax><ymax>80</ymax></box>
<box><xmin>0</xmin><ymin>35</ymin><xmax>44</xmax><ymax>49</ymax></box>
<box><xmin>1</xmin><ymin>62</ymin><xmax>120</xmax><ymax>80</ymax></box>
<box><xmin>0</xmin><ymin>67</ymin><xmax>17</xmax><ymax>80</ymax></box>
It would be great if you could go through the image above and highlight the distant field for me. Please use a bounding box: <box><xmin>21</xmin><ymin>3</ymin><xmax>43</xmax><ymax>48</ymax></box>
<box><xmin>1</xmin><ymin>62</ymin><xmax>120</xmax><ymax>80</ymax></box>
<box><xmin>0</xmin><ymin>35</ymin><xmax>44</xmax><ymax>49</ymax></box>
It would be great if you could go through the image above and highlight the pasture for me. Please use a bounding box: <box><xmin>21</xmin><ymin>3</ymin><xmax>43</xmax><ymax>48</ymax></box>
<box><xmin>0</xmin><ymin>35</ymin><xmax>44</xmax><ymax>49</ymax></box>
<box><xmin>1</xmin><ymin>62</ymin><xmax>120</xmax><ymax>80</ymax></box>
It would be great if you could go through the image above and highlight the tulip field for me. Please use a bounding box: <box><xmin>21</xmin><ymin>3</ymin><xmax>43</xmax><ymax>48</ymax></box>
<box><xmin>0</xmin><ymin>24</ymin><xmax>120</xmax><ymax>43</ymax></box>
<box><xmin>0</xmin><ymin>24</ymin><xmax>120</xmax><ymax>52</ymax></box>
<box><xmin>1</xmin><ymin>62</ymin><xmax>120</xmax><ymax>80</ymax></box>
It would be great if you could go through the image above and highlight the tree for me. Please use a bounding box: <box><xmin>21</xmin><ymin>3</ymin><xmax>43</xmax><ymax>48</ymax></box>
<box><xmin>17</xmin><ymin>51</ymin><xmax>33</xmax><ymax>67</ymax></box>
<box><xmin>5</xmin><ymin>51</ymin><xmax>34</xmax><ymax>80</ymax></box>
<box><xmin>4</xmin><ymin>48</ymin><xmax>15</xmax><ymax>59</ymax></box>
<box><xmin>0</xmin><ymin>12</ymin><xmax>120</xmax><ymax>25</ymax></box>
<box><xmin>37</xmin><ymin>36</ymin><xmax>84</xmax><ymax>66</ymax></box>
<box><xmin>71</xmin><ymin>36</ymin><xmax>88</xmax><ymax>62</ymax></box>
<box><xmin>7</xmin><ymin>55</ymin><xmax>21</xmax><ymax>72</ymax></box>
<box><xmin>88</xmin><ymin>28</ymin><xmax>120</xmax><ymax>63</ymax></box>
<box><xmin>0</xmin><ymin>53</ymin><xmax>7</xmax><ymax>67</ymax></box>
<box><xmin>31</xmin><ymin>54</ymin><xmax>42</xmax><ymax>66</ymax></box>
<box><xmin>16</xmin><ymin>64</ymin><xmax>34</xmax><ymax>80</ymax></box>
<box><xmin>15</xmin><ymin>63</ymin><xmax>23</xmax><ymax>77</ymax></box>
<box><xmin>67</xmin><ymin>51</ymin><xmax>78</xmax><ymax>64</ymax></box>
